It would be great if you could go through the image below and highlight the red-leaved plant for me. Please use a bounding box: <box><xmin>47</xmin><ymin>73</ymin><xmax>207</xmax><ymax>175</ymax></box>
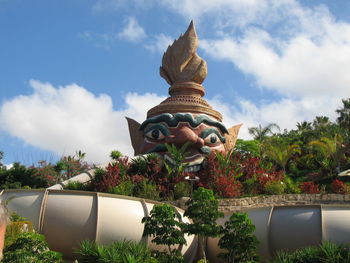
<box><xmin>331</xmin><ymin>179</ymin><xmax>348</xmax><ymax>194</ymax></box>
<box><xmin>300</xmin><ymin>181</ymin><xmax>320</xmax><ymax>194</ymax></box>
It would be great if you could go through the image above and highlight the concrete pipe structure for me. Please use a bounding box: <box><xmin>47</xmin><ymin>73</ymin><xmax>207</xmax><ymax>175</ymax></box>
<box><xmin>1</xmin><ymin>189</ymin><xmax>197</xmax><ymax>262</ymax></box>
<box><xmin>207</xmin><ymin>205</ymin><xmax>350</xmax><ymax>263</ymax></box>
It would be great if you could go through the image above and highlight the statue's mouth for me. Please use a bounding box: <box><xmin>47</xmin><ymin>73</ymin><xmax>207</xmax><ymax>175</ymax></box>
<box><xmin>164</xmin><ymin>154</ymin><xmax>205</xmax><ymax>172</ymax></box>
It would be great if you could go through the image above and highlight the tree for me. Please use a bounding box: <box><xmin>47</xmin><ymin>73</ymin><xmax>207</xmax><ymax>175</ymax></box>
<box><xmin>309</xmin><ymin>134</ymin><xmax>346</xmax><ymax>175</ymax></box>
<box><xmin>142</xmin><ymin>203</ymin><xmax>186</xmax><ymax>262</ymax></box>
<box><xmin>248</xmin><ymin>123</ymin><xmax>280</xmax><ymax>142</ymax></box>
<box><xmin>218</xmin><ymin>212</ymin><xmax>259</xmax><ymax>263</ymax></box>
<box><xmin>336</xmin><ymin>98</ymin><xmax>350</xmax><ymax>130</ymax></box>
<box><xmin>262</xmin><ymin>138</ymin><xmax>301</xmax><ymax>173</ymax></box>
<box><xmin>183</xmin><ymin>187</ymin><xmax>223</xmax><ymax>262</ymax></box>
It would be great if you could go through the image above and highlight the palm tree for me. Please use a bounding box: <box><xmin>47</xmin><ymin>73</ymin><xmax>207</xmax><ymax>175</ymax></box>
<box><xmin>248</xmin><ymin>123</ymin><xmax>280</xmax><ymax>142</ymax></box>
<box><xmin>262</xmin><ymin>138</ymin><xmax>301</xmax><ymax>173</ymax></box>
<box><xmin>336</xmin><ymin>98</ymin><xmax>350</xmax><ymax>129</ymax></box>
<box><xmin>308</xmin><ymin>134</ymin><xmax>346</xmax><ymax>175</ymax></box>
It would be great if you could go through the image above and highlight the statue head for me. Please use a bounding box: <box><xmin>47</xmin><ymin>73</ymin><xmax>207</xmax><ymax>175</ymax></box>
<box><xmin>126</xmin><ymin>21</ymin><xmax>241</xmax><ymax>171</ymax></box>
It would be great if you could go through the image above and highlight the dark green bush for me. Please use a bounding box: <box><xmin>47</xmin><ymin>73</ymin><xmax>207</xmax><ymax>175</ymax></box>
<box><xmin>218</xmin><ymin>212</ymin><xmax>259</xmax><ymax>263</ymax></box>
<box><xmin>264</xmin><ymin>181</ymin><xmax>285</xmax><ymax>195</ymax></box>
<box><xmin>64</xmin><ymin>181</ymin><xmax>90</xmax><ymax>191</ymax></box>
<box><xmin>270</xmin><ymin>241</ymin><xmax>350</xmax><ymax>263</ymax></box>
<box><xmin>173</xmin><ymin>181</ymin><xmax>190</xmax><ymax>199</ymax></box>
<box><xmin>3</xmin><ymin>232</ymin><xmax>63</xmax><ymax>263</ymax></box>
<box><xmin>109</xmin><ymin>179</ymin><xmax>134</xmax><ymax>196</ymax></box>
<box><xmin>75</xmin><ymin>239</ymin><xmax>158</xmax><ymax>263</ymax></box>
<box><xmin>134</xmin><ymin>179</ymin><xmax>160</xmax><ymax>200</ymax></box>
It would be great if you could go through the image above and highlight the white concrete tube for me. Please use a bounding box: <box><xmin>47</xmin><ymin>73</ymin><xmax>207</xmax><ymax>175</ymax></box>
<box><xmin>1</xmin><ymin>189</ymin><xmax>197</xmax><ymax>262</ymax></box>
<box><xmin>207</xmin><ymin>205</ymin><xmax>350</xmax><ymax>263</ymax></box>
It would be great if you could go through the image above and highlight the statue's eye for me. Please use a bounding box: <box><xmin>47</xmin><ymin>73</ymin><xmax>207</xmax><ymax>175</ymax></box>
<box><xmin>203</xmin><ymin>133</ymin><xmax>220</xmax><ymax>145</ymax></box>
<box><xmin>144</xmin><ymin>128</ymin><xmax>166</xmax><ymax>140</ymax></box>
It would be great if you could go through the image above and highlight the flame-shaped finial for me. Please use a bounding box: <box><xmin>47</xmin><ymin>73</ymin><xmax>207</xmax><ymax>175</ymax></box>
<box><xmin>160</xmin><ymin>21</ymin><xmax>207</xmax><ymax>86</ymax></box>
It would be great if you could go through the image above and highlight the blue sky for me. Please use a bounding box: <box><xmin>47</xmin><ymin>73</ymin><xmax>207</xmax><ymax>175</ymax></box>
<box><xmin>1</xmin><ymin>0</ymin><xmax>350</xmax><ymax>165</ymax></box>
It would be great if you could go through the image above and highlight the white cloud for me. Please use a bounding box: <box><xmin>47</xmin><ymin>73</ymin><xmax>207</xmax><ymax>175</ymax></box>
<box><xmin>208</xmin><ymin>95</ymin><xmax>342</xmax><ymax>140</ymax></box>
<box><xmin>144</xmin><ymin>34</ymin><xmax>174</xmax><ymax>53</ymax></box>
<box><xmin>0</xmin><ymin>80</ymin><xmax>165</xmax><ymax>164</ymax></box>
<box><xmin>118</xmin><ymin>17</ymin><xmax>147</xmax><ymax>42</ymax></box>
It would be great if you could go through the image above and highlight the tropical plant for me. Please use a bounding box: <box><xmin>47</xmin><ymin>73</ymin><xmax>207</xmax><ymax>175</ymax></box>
<box><xmin>262</xmin><ymin>138</ymin><xmax>301</xmax><ymax>173</ymax></box>
<box><xmin>336</xmin><ymin>98</ymin><xmax>350</xmax><ymax>131</ymax></box>
<box><xmin>163</xmin><ymin>143</ymin><xmax>189</xmax><ymax>178</ymax></box>
<box><xmin>184</xmin><ymin>187</ymin><xmax>223</xmax><ymax>262</ymax></box>
<box><xmin>110</xmin><ymin>150</ymin><xmax>123</xmax><ymax>160</ymax></box>
<box><xmin>248</xmin><ymin>123</ymin><xmax>280</xmax><ymax>142</ymax></box>
<box><xmin>264</xmin><ymin>181</ymin><xmax>285</xmax><ymax>195</ymax></box>
<box><xmin>269</xmin><ymin>241</ymin><xmax>350</xmax><ymax>263</ymax></box>
<box><xmin>218</xmin><ymin>212</ymin><xmax>259</xmax><ymax>263</ymax></box>
<box><xmin>308</xmin><ymin>134</ymin><xmax>346</xmax><ymax>176</ymax></box>
<box><xmin>75</xmin><ymin>239</ymin><xmax>158</xmax><ymax>263</ymax></box>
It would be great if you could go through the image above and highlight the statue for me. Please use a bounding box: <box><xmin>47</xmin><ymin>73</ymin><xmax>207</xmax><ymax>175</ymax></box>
<box><xmin>126</xmin><ymin>21</ymin><xmax>242</xmax><ymax>172</ymax></box>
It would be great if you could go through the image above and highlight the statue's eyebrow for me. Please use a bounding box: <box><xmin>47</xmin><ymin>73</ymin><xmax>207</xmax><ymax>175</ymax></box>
<box><xmin>144</xmin><ymin>124</ymin><xmax>170</xmax><ymax>136</ymax></box>
<box><xmin>199</xmin><ymin>128</ymin><xmax>226</xmax><ymax>143</ymax></box>
<box><xmin>140</xmin><ymin>113</ymin><xmax>229</xmax><ymax>134</ymax></box>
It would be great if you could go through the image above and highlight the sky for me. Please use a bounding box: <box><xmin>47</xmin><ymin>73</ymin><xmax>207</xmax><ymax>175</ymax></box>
<box><xmin>1</xmin><ymin>0</ymin><xmax>350</xmax><ymax>166</ymax></box>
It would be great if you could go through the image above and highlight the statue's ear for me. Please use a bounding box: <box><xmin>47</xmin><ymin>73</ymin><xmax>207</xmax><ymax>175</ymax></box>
<box><xmin>126</xmin><ymin>117</ymin><xmax>144</xmax><ymax>156</ymax></box>
<box><xmin>224</xmin><ymin>123</ymin><xmax>243</xmax><ymax>152</ymax></box>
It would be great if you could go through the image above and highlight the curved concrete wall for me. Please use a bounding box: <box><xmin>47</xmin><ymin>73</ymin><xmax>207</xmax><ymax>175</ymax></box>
<box><xmin>207</xmin><ymin>204</ymin><xmax>350</xmax><ymax>263</ymax></box>
<box><xmin>1</xmin><ymin>189</ymin><xmax>197</xmax><ymax>261</ymax></box>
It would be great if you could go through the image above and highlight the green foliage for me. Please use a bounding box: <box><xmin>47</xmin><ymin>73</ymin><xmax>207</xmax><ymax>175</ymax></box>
<box><xmin>173</xmin><ymin>181</ymin><xmax>190</xmax><ymax>199</ymax></box>
<box><xmin>55</xmin><ymin>151</ymin><xmax>90</xmax><ymax>182</ymax></box>
<box><xmin>235</xmin><ymin>139</ymin><xmax>261</xmax><ymax>157</ymax></box>
<box><xmin>262</xmin><ymin>138</ymin><xmax>301</xmax><ymax>173</ymax></box>
<box><xmin>110</xmin><ymin>150</ymin><xmax>123</xmax><ymax>160</ymax></box>
<box><xmin>163</xmin><ymin>143</ymin><xmax>189</xmax><ymax>178</ymax></box>
<box><xmin>134</xmin><ymin>179</ymin><xmax>160</xmax><ymax>200</ymax></box>
<box><xmin>218</xmin><ymin>212</ymin><xmax>259</xmax><ymax>263</ymax></box>
<box><xmin>283</xmin><ymin>176</ymin><xmax>301</xmax><ymax>194</ymax></box>
<box><xmin>184</xmin><ymin>187</ymin><xmax>223</xmax><ymax>262</ymax></box>
<box><xmin>9</xmin><ymin>212</ymin><xmax>26</xmax><ymax>223</ymax></box>
<box><xmin>248</xmin><ymin>123</ymin><xmax>280</xmax><ymax>142</ymax></box>
<box><xmin>153</xmin><ymin>250</ymin><xmax>184</xmax><ymax>263</ymax></box>
<box><xmin>5</xmin><ymin>221</ymin><xmax>34</xmax><ymax>247</ymax></box>
<box><xmin>75</xmin><ymin>239</ymin><xmax>158</xmax><ymax>263</ymax></box>
<box><xmin>184</xmin><ymin>188</ymin><xmax>223</xmax><ymax>236</ymax></box>
<box><xmin>264</xmin><ymin>181</ymin><xmax>285</xmax><ymax>195</ymax></box>
<box><xmin>64</xmin><ymin>181</ymin><xmax>90</xmax><ymax>191</ymax></box>
<box><xmin>270</xmin><ymin>241</ymin><xmax>350</xmax><ymax>263</ymax></box>
<box><xmin>109</xmin><ymin>179</ymin><xmax>134</xmax><ymax>196</ymax></box>
<box><xmin>3</xmin><ymin>232</ymin><xmax>63</xmax><ymax>263</ymax></box>
<box><xmin>142</xmin><ymin>204</ymin><xmax>186</xmax><ymax>254</ymax></box>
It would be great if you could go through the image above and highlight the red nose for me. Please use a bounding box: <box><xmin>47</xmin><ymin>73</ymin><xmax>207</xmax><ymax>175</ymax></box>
<box><xmin>165</xmin><ymin>126</ymin><xmax>204</xmax><ymax>148</ymax></box>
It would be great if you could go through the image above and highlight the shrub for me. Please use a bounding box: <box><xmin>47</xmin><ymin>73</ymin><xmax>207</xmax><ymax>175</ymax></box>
<box><xmin>269</xmin><ymin>241</ymin><xmax>350</xmax><ymax>263</ymax></box>
<box><xmin>174</xmin><ymin>181</ymin><xmax>191</xmax><ymax>199</ymax></box>
<box><xmin>213</xmin><ymin>176</ymin><xmax>242</xmax><ymax>198</ymax></box>
<box><xmin>218</xmin><ymin>212</ymin><xmax>259</xmax><ymax>263</ymax></box>
<box><xmin>264</xmin><ymin>181</ymin><xmax>285</xmax><ymax>195</ymax></box>
<box><xmin>5</xmin><ymin>221</ymin><xmax>34</xmax><ymax>247</ymax></box>
<box><xmin>331</xmin><ymin>179</ymin><xmax>349</xmax><ymax>194</ymax></box>
<box><xmin>300</xmin><ymin>181</ymin><xmax>320</xmax><ymax>194</ymax></box>
<box><xmin>3</xmin><ymin>232</ymin><xmax>63</xmax><ymax>263</ymax></box>
<box><xmin>283</xmin><ymin>176</ymin><xmax>301</xmax><ymax>194</ymax></box>
<box><xmin>109</xmin><ymin>179</ymin><xmax>134</xmax><ymax>196</ymax></box>
<box><xmin>64</xmin><ymin>181</ymin><xmax>89</xmax><ymax>191</ymax></box>
<box><xmin>75</xmin><ymin>239</ymin><xmax>158</xmax><ymax>263</ymax></box>
<box><xmin>134</xmin><ymin>179</ymin><xmax>160</xmax><ymax>200</ymax></box>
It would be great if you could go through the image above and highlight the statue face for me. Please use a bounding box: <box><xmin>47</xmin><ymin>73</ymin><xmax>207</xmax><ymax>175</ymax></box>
<box><xmin>138</xmin><ymin>113</ymin><xmax>228</xmax><ymax>172</ymax></box>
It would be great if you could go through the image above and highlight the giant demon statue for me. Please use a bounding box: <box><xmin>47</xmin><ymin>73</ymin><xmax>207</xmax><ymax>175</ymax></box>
<box><xmin>126</xmin><ymin>21</ymin><xmax>242</xmax><ymax>172</ymax></box>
